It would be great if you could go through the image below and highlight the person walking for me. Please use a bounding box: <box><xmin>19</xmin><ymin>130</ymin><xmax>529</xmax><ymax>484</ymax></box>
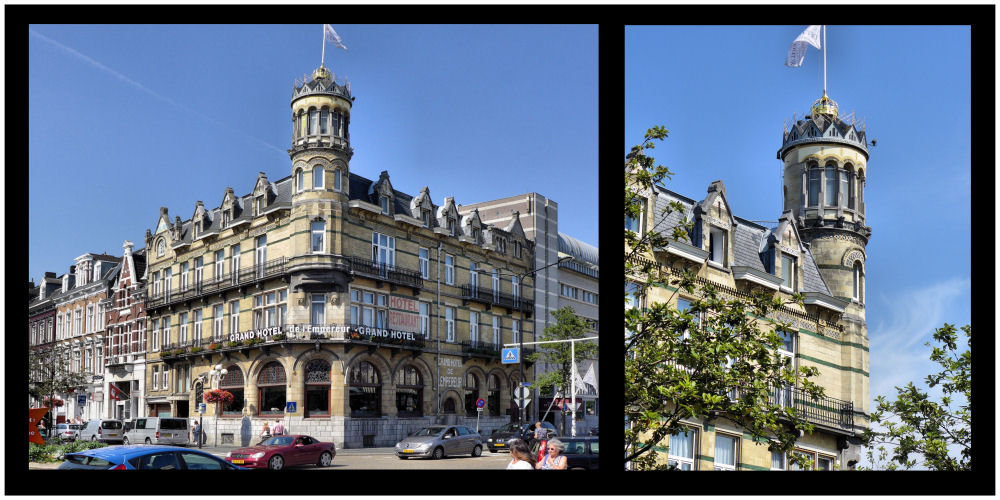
<box><xmin>273</xmin><ymin>419</ymin><xmax>285</xmax><ymax>436</ymax></box>
<box><xmin>259</xmin><ymin>421</ymin><xmax>271</xmax><ymax>442</ymax></box>
<box><xmin>192</xmin><ymin>420</ymin><xmax>202</xmax><ymax>447</ymax></box>
<box><xmin>535</xmin><ymin>438</ymin><xmax>568</xmax><ymax>470</ymax></box>
<box><xmin>505</xmin><ymin>439</ymin><xmax>535</xmax><ymax>470</ymax></box>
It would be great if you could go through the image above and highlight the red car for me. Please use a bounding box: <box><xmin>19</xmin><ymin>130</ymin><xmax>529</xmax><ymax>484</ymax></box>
<box><xmin>224</xmin><ymin>435</ymin><xmax>336</xmax><ymax>470</ymax></box>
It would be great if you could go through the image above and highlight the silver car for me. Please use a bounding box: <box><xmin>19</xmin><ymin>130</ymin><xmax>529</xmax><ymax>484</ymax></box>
<box><xmin>394</xmin><ymin>425</ymin><xmax>484</xmax><ymax>460</ymax></box>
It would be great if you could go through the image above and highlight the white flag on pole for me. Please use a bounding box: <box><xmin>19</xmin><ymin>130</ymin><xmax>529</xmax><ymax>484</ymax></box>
<box><xmin>785</xmin><ymin>25</ymin><xmax>822</xmax><ymax>68</ymax></box>
<box><xmin>573</xmin><ymin>361</ymin><xmax>587</xmax><ymax>393</ymax></box>
<box><xmin>324</xmin><ymin>24</ymin><xmax>347</xmax><ymax>51</ymax></box>
<box><xmin>582</xmin><ymin>363</ymin><xmax>597</xmax><ymax>392</ymax></box>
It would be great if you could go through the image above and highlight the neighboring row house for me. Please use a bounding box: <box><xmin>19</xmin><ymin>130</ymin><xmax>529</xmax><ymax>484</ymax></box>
<box><xmin>102</xmin><ymin>241</ymin><xmax>148</xmax><ymax>421</ymax></box>
<box><xmin>137</xmin><ymin>64</ymin><xmax>538</xmax><ymax>449</ymax></box>
<box><xmin>29</xmin><ymin>273</ymin><xmax>62</xmax><ymax>409</ymax></box>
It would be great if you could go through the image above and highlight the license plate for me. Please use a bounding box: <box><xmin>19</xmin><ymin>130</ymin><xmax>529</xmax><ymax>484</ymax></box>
<box><xmin>403</xmin><ymin>449</ymin><xmax>414</xmax><ymax>454</ymax></box>
<box><xmin>108</xmin><ymin>433</ymin><xmax>118</xmax><ymax>437</ymax></box>
<box><xmin>232</xmin><ymin>459</ymin><xmax>245</xmax><ymax>464</ymax></box>
<box><xmin>495</xmin><ymin>443</ymin><xmax>505</xmax><ymax>447</ymax></box>
<box><xmin>163</xmin><ymin>433</ymin><xmax>171</xmax><ymax>437</ymax></box>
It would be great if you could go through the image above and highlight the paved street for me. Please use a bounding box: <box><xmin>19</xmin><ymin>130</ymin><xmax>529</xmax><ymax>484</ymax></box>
<box><xmin>29</xmin><ymin>446</ymin><xmax>515</xmax><ymax>470</ymax></box>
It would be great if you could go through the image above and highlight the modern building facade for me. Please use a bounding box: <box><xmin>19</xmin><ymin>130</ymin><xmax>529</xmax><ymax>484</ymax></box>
<box><xmin>460</xmin><ymin>194</ymin><xmax>599</xmax><ymax>435</ymax></box>
<box><xmin>628</xmin><ymin>93</ymin><xmax>869</xmax><ymax>470</ymax></box>
<box><xmin>141</xmin><ymin>64</ymin><xmax>537</xmax><ymax>449</ymax></box>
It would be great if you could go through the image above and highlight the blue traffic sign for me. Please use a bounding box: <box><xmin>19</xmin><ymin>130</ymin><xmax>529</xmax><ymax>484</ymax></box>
<box><xmin>285</xmin><ymin>402</ymin><xmax>297</xmax><ymax>413</ymax></box>
<box><xmin>501</xmin><ymin>348</ymin><xmax>520</xmax><ymax>364</ymax></box>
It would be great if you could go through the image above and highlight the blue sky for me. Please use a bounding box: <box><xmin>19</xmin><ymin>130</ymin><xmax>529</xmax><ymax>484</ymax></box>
<box><xmin>626</xmin><ymin>26</ymin><xmax>971</xmax><ymax>466</ymax></box>
<box><xmin>28</xmin><ymin>24</ymin><xmax>598</xmax><ymax>283</ymax></box>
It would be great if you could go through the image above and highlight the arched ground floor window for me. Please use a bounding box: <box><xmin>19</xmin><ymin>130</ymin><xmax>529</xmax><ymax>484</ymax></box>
<box><xmin>258</xmin><ymin>361</ymin><xmax>287</xmax><ymax>416</ymax></box>
<box><xmin>350</xmin><ymin>361</ymin><xmax>381</xmax><ymax>418</ymax></box>
<box><xmin>305</xmin><ymin>359</ymin><xmax>331</xmax><ymax>418</ymax></box>
<box><xmin>219</xmin><ymin>365</ymin><xmax>245</xmax><ymax>416</ymax></box>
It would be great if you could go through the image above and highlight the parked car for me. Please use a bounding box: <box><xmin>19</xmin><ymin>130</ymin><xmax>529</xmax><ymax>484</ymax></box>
<box><xmin>58</xmin><ymin>444</ymin><xmax>247</xmax><ymax>470</ymax></box>
<box><xmin>395</xmin><ymin>425</ymin><xmax>484</xmax><ymax>459</ymax></box>
<box><xmin>53</xmin><ymin>423</ymin><xmax>82</xmax><ymax>441</ymax></box>
<box><xmin>79</xmin><ymin>419</ymin><xmax>125</xmax><ymax>444</ymax></box>
<box><xmin>485</xmin><ymin>421</ymin><xmax>556</xmax><ymax>452</ymax></box>
<box><xmin>123</xmin><ymin>417</ymin><xmax>190</xmax><ymax>446</ymax></box>
<box><xmin>560</xmin><ymin>436</ymin><xmax>599</xmax><ymax>470</ymax></box>
<box><xmin>223</xmin><ymin>435</ymin><xmax>336</xmax><ymax>470</ymax></box>
<box><xmin>589</xmin><ymin>426</ymin><xmax>599</xmax><ymax>436</ymax></box>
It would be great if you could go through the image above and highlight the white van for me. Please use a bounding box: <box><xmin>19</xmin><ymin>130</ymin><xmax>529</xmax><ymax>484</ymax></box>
<box><xmin>123</xmin><ymin>417</ymin><xmax>190</xmax><ymax>446</ymax></box>
<box><xmin>80</xmin><ymin>419</ymin><xmax>125</xmax><ymax>443</ymax></box>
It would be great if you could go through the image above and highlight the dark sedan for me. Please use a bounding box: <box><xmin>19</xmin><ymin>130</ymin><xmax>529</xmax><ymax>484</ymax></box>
<box><xmin>561</xmin><ymin>436</ymin><xmax>599</xmax><ymax>470</ymax></box>
<box><xmin>485</xmin><ymin>422</ymin><xmax>556</xmax><ymax>452</ymax></box>
<box><xmin>224</xmin><ymin>435</ymin><xmax>336</xmax><ymax>470</ymax></box>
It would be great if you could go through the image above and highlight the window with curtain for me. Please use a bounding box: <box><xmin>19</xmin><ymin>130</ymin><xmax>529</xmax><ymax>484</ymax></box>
<box><xmin>320</xmin><ymin>109</ymin><xmax>329</xmax><ymax>134</ymax></box>
<box><xmin>714</xmin><ymin>433</ymin><xmax>738</xmax><ymax>470</ymax></box>
<box><xmin>771</xmin><ymin>451</ymin><xmax>786</xmax><ymax>470</ymax></box>
<box><xmin>307</xmin><ymin>108</ymin><xmax>317</xmax><ymax>135</ymax></box>
<box><xmin>825</xmin><ymin>165</ymin><xmax>837</xmax><ymax>205</ymax></box>
<box><xmin>667</xmin><ymin>428</ymin><xmax>695</xmax><ymax>470</ymax></box>
<box><xmin>840</xmin><ymin>169</ymin><xmax>849</xmax><ymax>207</ymax></box>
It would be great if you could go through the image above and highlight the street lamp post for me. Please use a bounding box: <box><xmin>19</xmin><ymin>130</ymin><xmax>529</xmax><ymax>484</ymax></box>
<box><xmin>513</xmin><ymin>255</ymin><xmax>572</xmax><ymax>424</ymax></box>
<box><xmin>206</xmin><ymin>364</ymin><xmax>228</xmax><ymax>447</ymax></box>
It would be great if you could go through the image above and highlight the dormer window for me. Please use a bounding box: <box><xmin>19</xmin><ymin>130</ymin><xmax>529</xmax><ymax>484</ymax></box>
<box><xmin>380</xmin><ymin>196</ymin><xmax>390</xmax><ymax>215</ymax></box>
<box><xmin>514</xmin><ymin>241</ymin><xmax>522</xmax><ymax>258</ymax></box>
<box><xmin>497</xmin><ymin>238</ymin><xmax>506</xmax><ymax>255</ymax></box>
<box><xmin>157</xmin><ymin>239</ymin><xmax>165</xmax><ymax>257</ymax></box>
<box><xmin>472</xmin><ymin>228</ymin><xmax>480</xmax><ymax>243</ymax></box>
<box><xmin>222</xmin><ymin>210</ymin><xmax>231</xmax><ymax>228</ymax></box>
<box><xmin>255</xmin><ymin>195</ymin><xmax>264</xmax><ymax>216</ymax></box>
<box><xmin>626</xmin><ymin>196</ymin><xmax>645</xmax><ymax>232</ymax></box>
<box><xmin>448</xmin><ymin>218</ymin><xmax>456</xmax><ymax>236</ymax></box>
<box><xmin>194</xmin><ymin>220</ymin><xmax>202</xmax><ymax>237</ymax></box>
<box><xmin>708</xmin><ymin>227</ymin><xmax>726</xmax><ymax>265</ymax></box>
<box><xmin>781</xmin><ymin>254</ymin><xmax>796</xmax><ymax>290</ymax></box>
<box><xmin>313</xmin><ymin>166</ymin><xmax>324</xmax><ymax>189</ymax></box>
<box><xmin>423</xmin><ymin>210</ymin><xmax>432</xmax><ymax>228</ymax></box>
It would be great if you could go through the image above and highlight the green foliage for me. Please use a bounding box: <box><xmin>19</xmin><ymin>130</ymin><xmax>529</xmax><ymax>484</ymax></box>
<box><xmin>28</xmin><ymin>440</ymin><xmax>108</xmax><ymax>463</ymax></box>
<box><xmin>28</xmin><ymin>347</ymin><xmax>90</xmax><ymax>428</ymax></box>
<box><xmin>624</xmin><ymin>127</ymin><xmax>826</xmax><ymax>470</ymax></box>
<box><xmin>860</xmin><ymin>324</ymin><xmax>971</xmax><ymax>471</ymax></box>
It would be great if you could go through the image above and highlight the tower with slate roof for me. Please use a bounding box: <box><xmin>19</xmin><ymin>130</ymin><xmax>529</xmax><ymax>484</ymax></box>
<box><xmin>778</xmin><ymin>92</ymin><xmax>870</xmax><ymax>464</ymax></box>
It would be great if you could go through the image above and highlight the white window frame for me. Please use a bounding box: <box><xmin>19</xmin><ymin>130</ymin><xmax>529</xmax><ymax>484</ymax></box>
<box><xmin>667</xmin><ymin>427</ymin><xmax>697</xmax><ymax>471</ymax></box>
<box><xmin>213</xmin><ymin>304</ymin><xmax>224</xmax><ymax>341</ymax></box>
<box><xmin>151</xmin><ymin>319</ymin><xmax>159</xmax><ymax>351</ymax></box>
<box><xmin>372</xmin><ymin>232</ymin><xmax>396</xmax><ymax>271</ymax></box>
<box><xmin>162</xmin><ymin>317</ymin><xmax>171</xmax><ymax>351</ymax></box>
<box><xmin>709</xmin><ymin>226</ymin><xmax>726</xmax><ymax>265</ymax></box>
<box><xmin>180</xmin><ymin>262</ymin><xmax>189</xmax><ymax>289</ymax></box>
<box><xmin>470</xmin><ymin>311</ymin><xmax>479</xmax><ymax>343</ymax></box>
<box><xmin>215</xmin><ymin>250</ymin><xmax>225</xmax><ymax>280</ymax></box>
<box><xmin>713</xmin><ymin>432</ymin><xmax>739</xmax><ymax>470</ymax></box>
<box><xmin>179</xmin><ymin>312</ymin><xmax>188</xmax><ymax>344</ymax></box>
<box><xmin>419</xmin><ymin>248</ymin><xmax>429</xmax><ymax>279</ymax></box>
<box><xmin>512</xmin><ymin>319</ymin><xmax>520</xmax><ymax>344</ymax></box>
<box><xmin>311</xmin><ymin>293</ymin><xmax>326</xmax><ymax>325</ymax></box>
<box><xmin>492</xmin><ymin>315</ymin><xmax>500</xmax><ymax>345</ymax></box>
<box><xmin>311</xmin><ymin>220</ymin><xmax>326</xmax><ymax>254</ymax></box>
<box><xmin>470</xmin><ymin>262</ymin><xmax>479</xmax><ymax>289</ymax></box>
<box><xmin>231</xmin><ymin>245</ymin><xmax>241</xmax><ymax>284</ymax></box>
<box><xmin>771</xmin><ymin>451</ymin><xmax>787</xmax><ymax>471</ymax></box>
<box><xmin>152</xmin><ymin>366</ymin><xmax>159</xmax><ymax>390</ymax></box>
<box><xmin>334</xmin><ymin>169</ymin><xmax>342</xmax><ymax>192</ymax></box>
<box><xmin>445</xmin><ymin>254</ymin><xmax>454</xmax><ymax>285</ymax></box>
<box><xmin>380</xmin><ymin>196</ymin><xmax>390</xmax><ymax>215</ymax></box>
<box><xmin>781</xmin><ymin>254</ymin><xmax>796</xmax><ymax>291</ymax></box>
<box><xmin>419</xmin><ymin>301</ymin><xmax>430</xmax><ymax>338</ymax></box>
<box><xmin>193</xmin><ymin>309</ymin><xmax>202</xmax><ymax>345</ymax></box>
<box><xmin>445</xmin><ymin>307</ymin><xmax>455</xmax><ymax>342</ymax></box>
<box><xmin>626</xmin><ymin>196</ymin><xmax>644</xmax><ymax>233</ymax></box>
<box><xmin>229</xmin><ymin>301</ymin><xmax>240</xmax><ymax>335</ymax></box>
<box><xmin>313</xmin><ymin>165</ymin><xmax>324</xmax><ymax>189</ymax></box>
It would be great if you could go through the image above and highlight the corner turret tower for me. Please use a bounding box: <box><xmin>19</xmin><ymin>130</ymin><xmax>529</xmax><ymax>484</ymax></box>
<box><xmin>778</xmin><ymin>92</ymin><xmax>871</xmax><ymax>459</ymax></box>
<box><xmin>290</xmin><ymin>64</ymin><xmax>354</xmax><ymax>202</ymax></box>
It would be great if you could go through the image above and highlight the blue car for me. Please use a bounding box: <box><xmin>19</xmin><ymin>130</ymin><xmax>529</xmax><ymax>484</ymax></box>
<box><xmin>58</xmin><ymin>445</ymin><xmax>248</xmax><ymax>470</ymax></box>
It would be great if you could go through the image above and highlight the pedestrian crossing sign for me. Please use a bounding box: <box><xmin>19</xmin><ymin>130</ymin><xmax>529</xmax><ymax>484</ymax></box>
<box><xmin>501</xmin><ymin>348</ymin><xmax>520</xmax><ymax>364</ymax></box>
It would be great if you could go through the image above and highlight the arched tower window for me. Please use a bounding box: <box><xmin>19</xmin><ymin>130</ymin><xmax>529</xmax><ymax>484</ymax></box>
<box><xmin>853</xmin><ymin>261</ymin><xmax>864</xmax><ymax>302</ymax></box>
<box><xmin>846</xmin><ymin>164</ymin><xmax>856</xmax><ymax>209</ymax></box>
<box><xmin>824</xmin><ymin>163</ymin><xmax>837</xmax><ymax>206</ymax></box>
<box><xmin>305</xmin><ymin>359</ymin><xmax>331</xmax><ymax>418</ymax></box>
<box><xmin>839</xmin><ymin>168</ymin><xmax>849</xmax><ymax>207</ymax></box>
<box><xmin>320</xmin><ymin>108</ymin><xmax>329</xmax><ymax>135</ymax></box>
<box><xmin>857</xmin><ymin>169</ymin><xmax>865</xmax><ymax>215</ymax></box>
<box><xmin>334</xmin><ymin>168</ymin><xmax>342</xmax><ymax>192</ymax></box>
<box><xmin>296</xmin><ymin>168</ymin><xmax>304</xmax><ymax>193</ymax></box>
<box><xmin>350</xmin><ymin>361</ymin><xmax>381</xmax><ymax>418</ymax></box>
<box><xmin>807</xmin><ymin>163</ymin><xmax>820</xmax><ymax>207</ymax></box>
<box><xmin>313</xmin><ymin>165</ymin><xmax>324</xmax><ymax>189</ymax></box>
<box><xmin>307</xmin><ymin>108</ymin><xmax>317</xmax><ymax>136</ymax></box>
<box><xmin>332</xmin><ymin>110</ymin><xmax>342</xmax><ymax>137</ymax></box>
<box><xmin>395</xmin><ymin>365</ymin><xmax>423</xmax><ymax>418</ymax></box>
<box><xmin>257</xmin><ymin>361</ymin><xmax>287</xmax><ymax>417</ymax></box>
<box><xmin>299</xmin><ymin>111</ymin><xmax>307</xmax><ymax>139</ymax></box>
<box><xmin>218</xmin><ymin>365</ymin><xmax>245</xmax><ymax>415</ymax></box>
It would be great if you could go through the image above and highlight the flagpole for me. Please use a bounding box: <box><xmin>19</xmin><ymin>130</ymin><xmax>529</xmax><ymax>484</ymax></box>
<box><xmin>321</xmin><ymin>25</ymin><xmax>327</xmax><ymax>68</ymax></box>
<box><xmin>823</xmin><ymin>25</ymin><xmax>827</xmax><ymax>95</ymax></box>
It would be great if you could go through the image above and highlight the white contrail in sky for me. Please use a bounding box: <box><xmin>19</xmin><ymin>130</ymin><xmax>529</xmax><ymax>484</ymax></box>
<box><xmin>29</xmin><ymin>28</ymin><xmax>286</xmax><ymax>156</ymax></box>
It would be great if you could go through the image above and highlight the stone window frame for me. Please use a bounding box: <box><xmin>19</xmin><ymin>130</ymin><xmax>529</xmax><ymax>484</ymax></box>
<box><xmin>394</xmin><ymin>364</ymin><xmax>424</xmax><ymax>418</ymax></box>
<box><xmin>713</xmin><ymin>431</ymin><xmax>740</xmax><ymax>471</ymax></box>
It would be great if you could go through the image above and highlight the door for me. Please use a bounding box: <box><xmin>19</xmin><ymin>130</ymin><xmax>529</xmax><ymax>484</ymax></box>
<box><xmin>442</xmin><ymin>427</ymin><xmax>461</xmax><ymax>454</ymax></box>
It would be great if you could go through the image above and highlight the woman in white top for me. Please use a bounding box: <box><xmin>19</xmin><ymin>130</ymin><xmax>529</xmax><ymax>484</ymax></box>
<box><xmin>536</xmin><ymin>438</ymin><xmax>568</xmax><ymax>470</ymax></box>
<box><xmin>506</xmin><ymin>439</ymin><xmax>535</xmax><ymax>470</ymax></box>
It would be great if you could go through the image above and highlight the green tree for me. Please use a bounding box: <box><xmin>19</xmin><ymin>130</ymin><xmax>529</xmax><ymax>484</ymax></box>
<box><xmin>529</xmin><ymin>306</ymin><xmax>599</xmax><ymax>435</ymax></box>
<box><xmin>860</xmin><ymin>323</ymin><xmax>971</xmax><ymax>470</ymax></box>
<box><xmin>624</xmin><ymin>126</ymin><xmax>827</xmax><ymax>470</ymax></box>
<box><xmin>29</xmin><ymin>346</ymin><xmax>88</xmax><ymax>429</ymax></box>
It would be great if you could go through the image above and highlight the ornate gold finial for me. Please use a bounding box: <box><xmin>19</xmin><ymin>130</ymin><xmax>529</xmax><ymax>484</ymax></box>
<box><xmin>811</xmin><ymin>91</ymin><xmax>839</xmax><ymax>118</ymax></box>
<box><xmin>312</xmin><ymin>65</ymin><xmax>332</xmax><ymax>81</ymax></box>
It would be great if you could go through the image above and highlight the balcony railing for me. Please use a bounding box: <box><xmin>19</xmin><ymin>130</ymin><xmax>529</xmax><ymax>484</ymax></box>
<box><xmin>459</xmin><ymin>284</ymin><xmax>534</xmax><ymax>314</ymax></box>
<box><xmin>350</xmin><ymin>257</ymin><xmax>423</xmax><ymax>290</ymax></box>
<box><xmin>147</xmin><ymin>257</ymin><xmax>289</xmax><ymax>309</ymax></box>
<box><xmin>769</xmin><ymin>385</ymin><xmax>855</xmax><ymax>433</ymax></box>
<box><xmin>461</xmin><ymin>340</ymin><xmax>502</xmax><ymax>357</ymax></box>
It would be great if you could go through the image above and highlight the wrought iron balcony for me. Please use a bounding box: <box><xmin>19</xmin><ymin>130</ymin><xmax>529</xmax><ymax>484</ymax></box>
<box><xmin>459</xmin><ymin>284</ymin><xmax>534</xmax><ymax>315</ymax></box>
<box><xmin>349</xmin><ymin>257</ymin><xmax>423</xmax><ymax>290</ymax></box>
<box><xmin>768</xmin><ymin>385</ymin><xmax>855</xmax><ymax>433</ymax></box>
<box><xmin>461</xmin><ymin>340</ymin><xmax>502</xmax><ymax>358</ymax></box>
<box><xmin>147</xmin><ymin>257</ymin><xmax>289</xmax><ymax>309</ymax></box>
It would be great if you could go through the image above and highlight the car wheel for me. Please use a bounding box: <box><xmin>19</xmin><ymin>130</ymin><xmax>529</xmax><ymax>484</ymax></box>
<box><xmin>471</xmin><ymin>445</ymin><xmax>482</xmax><ymax>457</ymax></box>
<box><xmin>432</xmin><ymin>447</ymin><xmax>444</xmax><ymax>460</ymax></box>
<box><xmin>398</xmin><ymin>455</ymin><xmax>408</xmax><ymax>460</ymax></box>
<box><xmin>145</xmin><ymin>438</ymin><xmax>151</xmax><ymax>445</ymax></box>
<box><xmin>317</xmin><ymin>451</ymin><xmax>332</xmax><ymax>467</ymax></box>
<box><xmin>268</xmin><ymin>455</ymin><xmax>284</xmax><ymax>470</ymax></box>
<box><xmin>91</xmin><ymin>436</ymin><xmax>97</xmax><ymax>442</ymax></box>
<box><xmin>123</xmin><ymin>437</ymin><xmax>130</xmax><ymax>445</ymax></box>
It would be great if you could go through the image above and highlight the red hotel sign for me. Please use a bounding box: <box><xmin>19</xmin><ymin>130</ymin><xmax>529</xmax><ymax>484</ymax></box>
<box><xmin>388</xmin><ymin>296</ymin><xmax>420</xmax><ymax>332</ymax></box>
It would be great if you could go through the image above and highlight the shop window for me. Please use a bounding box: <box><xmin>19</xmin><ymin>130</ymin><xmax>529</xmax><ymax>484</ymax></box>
<box><xmin>395</xmin><ymin>365</ymin><xmax>423</xmax><ymax>418</ymax></box>
<box><xmin>218</xmin><ymin>366</ymin><xmax>245</xmax><ymax>416</ymax></box>
<box><xmin>305</xmin><ymin>359</ymin><xmax>331</xmax><ymax>418</ymax></box>
<box><xmin>257</xmin><ymin>362</ymin><xmax>287</xmax><ymax>417</ymax></box>
<box><xmin>350</xmin><ymin>361</ymin><xmax>381</xmax><ymax>418</ymax></box>
<box><xmin>464</xmin><ymin>373</ymin><xmax>480</xmax><ymax>415</ymax></box>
